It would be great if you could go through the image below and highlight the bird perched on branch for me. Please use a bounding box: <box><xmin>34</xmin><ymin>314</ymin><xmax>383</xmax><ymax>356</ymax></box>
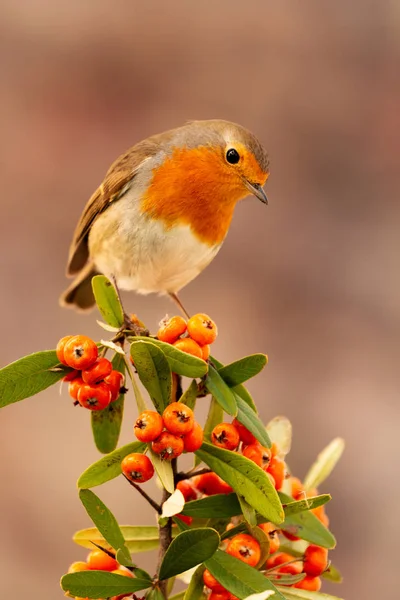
<box><xmin>60</xmin><ymin>119</ymin><xmax>269</xmax><ymax>315</ymax></box>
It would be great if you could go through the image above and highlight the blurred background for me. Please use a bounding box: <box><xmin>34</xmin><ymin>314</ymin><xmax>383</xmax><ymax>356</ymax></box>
<box><xmin>1</xmin><ymin>1</ymin><xmax>399</xmax><ymax>598</ymax></box>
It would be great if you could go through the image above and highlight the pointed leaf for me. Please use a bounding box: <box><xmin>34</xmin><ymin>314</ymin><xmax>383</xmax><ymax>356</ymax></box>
<box><xmin>282</xmin><ymin>494</ymin><xmax>331</xmax><ymax>517</ymax></box>
<box><xmin>204</xmin><ymin>366</ymin><xmax>237</xmax><ymax>416</ymax></box>
<box><xmin>303</xmin><ymin>438</ymin><xmax>345</xmax><ymax>491</ymax></box>
<box><xmin>236</xmin><ymin>394</ymin><xmax>271</xmax><ymax>447</ymax></box>
<box><xmin>233</xmin><ymin>383</ymin><xmax>257</xmax><ymax>412</ymax></box>
<box><xmin>238</xmin><ymin>495</ymin><xmax>257</xmax><ymax>526</ymax></box>
<box><xmin>180</xmin><ymin>379</ymin><xmax>198</xmax><ymax>409</ymax></box>
<box><xmin>124</xmin><ymin>360</ymin><xmax>147</xmax><ymax>413</ymax></box>
<box><xmin>135</xmin><ymin>336</ymin><xmax>208</xmax><ymax>378</ymax></box>
<box><xmin>150</xmin><ymin>448</ymin><xmax>174</xmax><ymax>493</ymax></box>
<box><xmin>322</xmin><ymin>562</ymin><xmax>342</xmax><ymax>583</ymax></box>
<box><xmin>147</xmin><ymin>589</ymin><xmax>166</xmax><ymax>600</ymax></box>
<box><xmin>205</xmin><ymin>550</ymin><xmax>286</xmax><ymax>599</ymax></box>
<box><xmin>183</xmin><ymin>564</ymin><xmax>206</xmax><ymax>600</ymax></box>
<box><xmin>92</xmin><ymin>275</ymin><xmax>124</xmax><ymax>328</ymax></box>
<box><xmin>218</xmin><ymin>354</ymin><xmax>268</xmax><ymax>386</ymax></box>
<box><xmin>91</xmin><ymin>354</ymin><xmax>126</xmax><ymax>453</ymax></box>
<box><xmin>266</xmin><ymin>417</ymin><xmax>292</xmax><ymax>459</ymax></box>
<box><xmin>130</xmin><ymin>341</ymin><xmax>171</xmax><ymax>412</ymax></box>
<box><xmin>159</xmin><ymin>528</ymin><xmax>220</xmax><ymax>580</ymax></box>
<box><xmin>182</xmin><ymin>493</ymin><xmax>241</xmax><ymax>518</ymax></box>
<box><xmin>276</xmin><ymin>587</ymin><xmax>344</xmax><ymax>600</ymax></box>
<box><xmin>0</xmin><ymin>350</ymin><xmax>68</xmax><ymax>408</ymax></box>
<box><xmin>279</xmin><ymin>492</ymin><xmax>336</xmax><ymax>548</ymax></box>
<box><xmin>61</xmin><ymin>571</ymin><xmax>150</xmax><ymax>598</ymax></box>
<box><xmin>77</xmin><ymin>441</ymin><xmax>146</xmax><ymax>488</ymax></box>
<box><xmin>195</xmin><ymin>443</ymin><xmax>284</xmax><ymax>523</ymax></box>
<box><xmin>73</xmin><ymin>525</ymin><xmax>177</xmax><ymax>553</ymax></box>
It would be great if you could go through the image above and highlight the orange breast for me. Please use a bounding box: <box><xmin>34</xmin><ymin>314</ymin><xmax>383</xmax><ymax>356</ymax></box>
<box><xmin>140</xmin><ymin>146</ymin><xmax>248</xmax><ymax>246</ymax></box>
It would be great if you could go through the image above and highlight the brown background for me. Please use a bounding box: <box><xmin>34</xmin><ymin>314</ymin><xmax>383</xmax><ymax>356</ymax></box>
<box><xmin>1</xmin><ymin>1</ymin><xmax>399</xmax><ymax>598</ymax></box>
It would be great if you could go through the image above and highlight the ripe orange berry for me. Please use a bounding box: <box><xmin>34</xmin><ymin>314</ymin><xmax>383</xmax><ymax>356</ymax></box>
<box><xmin>104</xmin><ymin>370</ymin><xmax>125</xmax><ymax>402</ymax></box>
<box><xmin>187</xmin><ymin>313</ymin><xmax>218</xmax><ymax>346</ymax></box>
<box><xmin>173</xmin><ymin>338</ymin><xmax>203</xmax><ymax>359</ymax></box>
<box><xmin>203</xmin><ymin>568</ymin><xmax>225</xmax><ymax>592</ymax></box>
<box><xmin>193</xmin><ymin>472</ymin><xmax>233</xmax><ymax>495</ymax></box>
<box><xmin>211</xmin><ymin>423</ymin><xmax>240</xmax><ymax>451</ymax></box>
<box><xmin>201</xmin><ymin>344</ymin><xmax>210</xmax><ymax>360</ymax></box>
<box><xmin>63</xmin><ymin>335</ymin><xmax>98</xmax><ymax>370</ymax></box>
<box><xmin>182</xmin><ymin>421</ymin><xmax>204</xmax><ymax>452</ymax></box>
<box><xmin>121</xmin><ymin>453</ymin><xmax>154</xmax><ymax>483</ymax></box>
<box><xmin>267</xmin><ymin>455</ymin><xmax>285</xmax><ymax>490</ymax></box>
<box><xmin>303</xmin><ymin>545</ymin><xmax>328</xmax><ymax>577</ymax></box>
<box><xmin>175</xmin><ymin>513</ymin><xmax>193</xmax><ymax>526</ymax></box>
<box><xmin>68</xmin><ymin>561</ymin><xmax>89</xmax><ymax>573</ymax></box>
<box><xmin>157</xmin><ymin>316</ymin><xmax>187</xmax><ymax>344</ymax></box>
<box><xmin>63</xmin><ymin>369</ymin><xmax>80</xmax><ymax>382</ymax></box>
<box><xmin>232</xmin><ymin>418</ymin><xmax>256</xmax><ymax>445</ymax></box>
<box><xmin>87</xmin><ymin>549</ymin><xmax>119</xmax><ymax>571</ymax></box>
<box><xmin>82</xmin><ymin>357</ymin><xmax>112</xmax><ymax>384</ymax></box>
<box><xmin>209</xmin><ymin>593</ymin><xmax>232</xmax><ymax>600</ymax></box>
<box><xmin>312</xmin><ymin>504</ymin><xmax>330</xmax><ymax>527</ymax></box>
<box><xmin>151</xmin><ymin>431</ymin><xmax>184</xmax><ymax>460</ymax></box>
<box><xmin>176</xmin><ymin>480</ymin><xmax>197</xmax><ymax>502</ymax></box>
<box><xmin>266</xmin><ymin>552</ymin><xmax>302</xmax><ymax>575</ymax></box>
<box><xmin>134</xmin><ymin>410</ymin><xmax>164</xmax><ymax>442</ymax></box>
<box><xmin>258</xmin><ymin>522</ymin><xmax>280</xmax><ymax>555</ymax></box>
<box><xmin>162</xmin><ymin>402</ymin><xmax>195</xmax><ymax>436</ymax></box>
<box><xmin>294</xmin><ymin>575</ymin><xmax>322</xmax><ymax>591</ymax></box>
<box><xmin>77</xmin><ymin>381</ymin><xmax>111</xmax><ymax>410</ymax></box>
<box><xmin>226</xmin><ymin>534</ymin><xmax>261</xmax><ymax>567</ymax></box>
<box><xmin>68</xmin><ymin>376</ymin><xmax>84</xmax><ymax>401</ymax></box>
<box><xmin>290</xmin><ymin>477</ymin><xmax>304</xmax><ymax>500</ymax></box>
<box><xmin>56</xmin><ymin>335</ymin><xmax>74</xmax><ymax>365</ymax></box>
<box><xmin>281</xmin><ymin>528</ymin><xmax>300</xmax><ymax>542</ymax></box>
<box><xmin>242</xmin><ymin>443</ymin><xmax>271</xmax><ymax>468</ymax></box>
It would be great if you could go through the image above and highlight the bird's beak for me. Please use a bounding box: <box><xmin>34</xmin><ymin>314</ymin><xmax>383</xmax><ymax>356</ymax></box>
<box><xmin>244</xmin><ymin>180</ymin><xmax>268</xmax><ymax>205</ymax></box>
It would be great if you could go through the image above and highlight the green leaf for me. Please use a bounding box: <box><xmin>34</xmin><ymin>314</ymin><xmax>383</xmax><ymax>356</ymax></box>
<box><xmin>266</xmin><ymin>416</ymin><xmax>292</xmax><ymax>458</ymax></box>
<box><xmin>77</xmin><ymin>441</ymin><xmax>146</xmax><ymax>488</ymax></box>
<box><xmin>205</xmin><ymin>550</ymin><xmax>286</xmax><ymax>599</ymax></box>
<box><xmin>159</xmin><ymin>528</ymin><xmax>220</xmax><ymax>580</ymax></box>
<box><xmin>91</xmin><ymin>354</ymin><xmax>126</xmax><ymax>454</ymax></box>
<box><xmin>91</xmin><ymin>275</ymin><xmax>124</xmax><ymax>328</ymax></box>
<box><xmin>322</xmin><ymin>562</ymin><xmax>343</xmax><ymax>583</ymax></box>
<box><xmin>0</xmin><ymin>350</ymin><xmax>68</xmax><ymax>408</ymax></box>
<box><xmin>130</xmin><ymin>341</ymin><xmax>172</xmax><ymax>413</ymax></box>
<box><xmin>276</xmin><ymin>587</ymin><xmax>344</xmax><ymax>600</ymax></box>
<box><xmin>204</xmin><ymin>366</ymin><xmax>237</xmax><ymax>416</ymax></box>
<box><xmin>204</xmin><ymin>397</ymin><xmax>224</xmax><ymax>442</ymax></box>
<box><xmin>150</xmin><ymin>448</ymin><xmax>175</xmax><ymax>493</ymax></box>
<box><xmin>79</xmin><ymin>490</ymin><xmax>132</xmax><ymax>566</ymax></box>
<box><xmin>182</xmin><ymin>493</ymin><xmax>241</xmax><ymax>518</ymax></box>
<box><xmin>238</xmin><ymin>495</ymin><xmax>257</xmax><ymax>526</ymax></box>
<box><xmin>180</xmin><ymin>379</ymin><xmax>198</xmax><ymax>409</ymax></box>
<box><xmin>235</xmin><ymin>394</ymin><xmax>271</xmax><ymax>448</ymax></box>
<box><xmin>170</xmin><ymin>593</ymin><xmax>186</xmax><ymax>600</ymax></box>
<box><xmin>195</xmin><ymin>443</ymin><xmax>284</xmax><ymax>523</ymax></box>
<box><xmin>279</xmin><ymin>492</ymin><xmax>336</xmax><ymax>548</ymax></box>
<box><xmin>183</xmin><ymin>564</ymin><xmax>206</xmax><ymax>600</ymax></box>
<box><xmin>218</xmin><ymin>354</ymin><xmax>268</xmax><ymax>386</ymax></box>
<box><xmin>282</xmin><ymin>494</ymin><xmax>331</xmax><ymax>517</ymax></box>
<box><xmin>61</xmin><ymin>571</ymin><xmax>150</xmax><ymax>598</ymax></box>
<box><xmin>247</xmin><ymin>525</ymin><xmax>270</xmax><ymax>569</ymax></box>
<box><xmin>73</xmin><ymin>525</ymin><xmax>177</xmax><ymax>553</ymax></box>
<box><xmin>233</xmin><ymin>383</ymin><xmax>257</xmax><ymax>412</ymax></box>
<box><xmin>135</xmin><ymin>336</ymin><xmax>208</xmax><ymax>378</ymax></box>
<box><xmin>303</xmin><ymin>438</ymin><xmax>345</xmax><ymax>491</ymax></box>
<box><xmin>147</xmin><ymin>589</ymin><xmax>166</xmax><ymax>600</ymax></box>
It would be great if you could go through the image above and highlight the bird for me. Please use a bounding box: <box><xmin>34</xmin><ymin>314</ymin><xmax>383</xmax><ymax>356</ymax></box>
<box><xmin>60</xmin><ymin>119</ymin><xmax>269</xmax><ymax>318</ymax></box>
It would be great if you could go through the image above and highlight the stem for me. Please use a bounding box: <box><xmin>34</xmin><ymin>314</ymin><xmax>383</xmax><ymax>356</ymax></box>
<box><xmin>122</xmin><ymin>474</ymin><xmax>162</xmax><ymax>513</ymax></box>
<box><xmin>176</xmin><ymin>467</ymin><xmax>211</xmax><ymax>482</ymax></box>
<box><xmin>156</xmin><ymin>488</ymin><xmax>173</xmax><ymax>598</ymax></box>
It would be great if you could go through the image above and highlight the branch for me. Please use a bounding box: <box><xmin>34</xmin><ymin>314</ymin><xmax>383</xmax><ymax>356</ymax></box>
<box><xmin>175</xmin><ymin>467</ymin><xmax>211</xmax><ymax>482</ymax></box>
<box><xmin>123</xmin><ymin>474</ymin><xmax>162</xmax><ymax>513</ymax></box>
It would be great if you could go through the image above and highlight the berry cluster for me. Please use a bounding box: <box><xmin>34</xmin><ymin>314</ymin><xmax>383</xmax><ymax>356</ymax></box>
<box><xmin>157</xmin><ymin>313</ymin><xmax>218</xmax><ymax>360</ymax></box>
<box><xmin>56</xmin><ymin>335</ymin><xmax>125</xmax><ymax>410</ymax></box>
<box><xmin>68</xmin><ymin>548</ymin><xmax>133</xmax><ymax>600</ymax></box>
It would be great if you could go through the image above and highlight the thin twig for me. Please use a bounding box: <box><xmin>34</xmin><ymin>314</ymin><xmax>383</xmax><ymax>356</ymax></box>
<box><xmin>175</xmin><ymin>467</ymin><xmax>211</xmax><ymax>482</ymax></box>
<box><xmin>123</xmin><ymin>474</ymin><xmax>162</xmax><ymax>513</ymax></box>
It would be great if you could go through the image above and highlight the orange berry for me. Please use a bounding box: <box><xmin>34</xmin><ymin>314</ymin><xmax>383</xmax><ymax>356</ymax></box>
<box><xmin>68</xmin><ymin>376</ymin><xmax>84</xmax><ymax>401</ymax></box>
<box><xmin>258</xmin><ymin>522</ymin><xmax>280</xmax><ymax>555</ymax></box>
<box><xmin>63</xmin><ymin>369</ymin><xmax>80</xmax><ymax>382</ymax></box>
<box><xmin>281</xmin><ymin>529</ymin><xmax>300</xmax><ymax>542</ymax></box>
<box><xmin>211</xmin><ymin>423</ymin><xmax>240</xmax><ymax>451</ymax></box>
<box><xmin>111</xmin><ymin>568</ymin><xmax>134</xmax><ymax>599</ymax></box>
<box><xmin>77</xmin><ymin>381</ymin><xmax>111</xmax><ymax>410</ymax></box>
<box><xmin>290</xmin><ymin>477</ymin><xmax>304</xmax><ymax>500</ymax></box>
<box><xmin>182</xmin><ymin>421</ymin><xmax>204</xmax><ymax>452</ymax></box>
<box><xmin>294</xmin><ymin>575</ymin><xmax>322</xmax><ymax>591</ymax></box>
<box><xmin>201</xmin><ymin>344</ymin><xmax>211</xmax><ymax>360</ymax></box>
<box><xmin>87</xmin><ymin>548</ymin><xmax>118</xmax><ymax>571</ymax></box>
<box><xmin>209</xmin><ymin>593</ymin><xmax>231</xmax><ymax>600</ymax></box>
<box><xmin>312</xmin><ymin>504</ymin><xmax>330</xmax><ymax>527</ymax></box>
<box><xmin>266</xmin><ymin>552</ymin><xmax>302</xmax><ymax>575</ymax></box>
<box><xmin>203</xmin><ymin>568</ymin><xmax>225</xmax><ymax>592</ymax></box>
<box><xmin>242</xmin><ymin>443</ymin><xmax>271</xmax><ymax>468</ymax></box>
<box><xmin>68</xmin><ymin>561</ymin><xmax>89</xmax><ymax>573</ymax></box>
<box><xmin>232</xmin><ymin>418</ymin><xmax>256</xmax><ymax>445</ymax></box>
<box><xmin>176</xmin><ymin>480</ymin><xmax>197</xmax><ymax>502</ymax></box>
<box><xmin>63</xmin><ymin>335</ymin><xmax>98</xmax><ymax>370</ymax></box>
<box><xmin>151</xmin><ymin>431</ymin><xmax>184</xmax><ymax>460</ymax></box>
<box><xmin>121</xmin><ymin>453</ymin><xmax>154</xmax><ymax>483</ymax></box>
<box><xmin>162</xmin><ymin>402</ymin><xmax>195</xmax><ymax>436</ymax></box>
<box><xmin>56</xmin><ymin>335</ymin><xmax>74</xmax><ymax>365</ymax></box>
<box><xmin>157</xmin><ymin>316</ymin><xmax>187</xmax><ymax>344</ymax></box>
<box><xmin>175</xmin><ymin>513</ymin><xmax>193</xmax><ymax>526</ymax></box>
<box><xmin>187</xmin><ymin>313</ymin><xmax>218</xmax><ymax>345</ymax></box>
<box><xmin>226</xmin><ymin>534</ymin><xmax>261</xmax><ymax>567</ymax></box>
<box><xmin>303</xmin><ymin>545</ymin><xmax>328</xmax><ymax>577</ymax></box>
<box><xmin>134</xmin><ymin>410</ymin><xmax>163</xmax><ymax>442</ymax></box>
<box><xmin>82</xmin><ymin>357</ymin><xmax>113</xmax><ymax>385</ymax></box>
<box><xmin>173</xmin><ymin>338</ymin><xmax>203</xmax><ymax>359</ymax></box>
<box><xmin>104</xmin><ymin>370</ymin><xmax>125</xmax><ymax>402</ymax></box>
<box><xmin>193</xmin><ymin>472</ymin><xmax>232</xmax><ymax>495</ymax></box>
<box><xmin>266</xmin><ymin>455</ymin><xmax>286</xmax><ymax>490</ymax></box>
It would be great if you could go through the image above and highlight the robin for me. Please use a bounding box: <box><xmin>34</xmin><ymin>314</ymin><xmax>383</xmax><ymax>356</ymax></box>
<box><xmin>60</xmin><ymin>119</ymin><xmax>269</xmax><ymax>316</ymax></box>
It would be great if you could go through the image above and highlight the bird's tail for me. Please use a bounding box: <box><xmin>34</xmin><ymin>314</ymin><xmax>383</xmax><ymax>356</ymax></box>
<box><xmin>59</xmin><ymin>263</ymin><xmax>98</xmax><ymax>311</ymax></box>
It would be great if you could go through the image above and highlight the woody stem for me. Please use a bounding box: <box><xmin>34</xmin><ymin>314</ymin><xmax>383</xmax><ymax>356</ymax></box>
<box><xmin>122</xmin><ymin>474</ymin><xmax>162</xmax><ymax>513</ymax></box>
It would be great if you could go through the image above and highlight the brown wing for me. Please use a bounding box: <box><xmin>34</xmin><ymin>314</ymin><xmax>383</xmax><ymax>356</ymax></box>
<box><xmin>66</xmin><ymin>142</ymin><xmax>156</xmax><ymax>276</ymax></box>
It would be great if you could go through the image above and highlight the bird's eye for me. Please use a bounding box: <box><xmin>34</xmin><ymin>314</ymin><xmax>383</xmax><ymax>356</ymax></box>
<box><xmin>226</xmin><ymin>148</ymin><xmax>240</xmax><ymax>164</ymax></box>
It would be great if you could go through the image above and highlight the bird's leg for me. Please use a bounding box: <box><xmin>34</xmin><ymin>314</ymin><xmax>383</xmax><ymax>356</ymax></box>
<box><xmin>110</xmin><ymin>275</ymin><xmax>149</xmax><ymax>337</ymax></box>
<box><xmin>169</xmin><ymin>292</ymin><xmax>191</xmax><ymax>319</ymax></box>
